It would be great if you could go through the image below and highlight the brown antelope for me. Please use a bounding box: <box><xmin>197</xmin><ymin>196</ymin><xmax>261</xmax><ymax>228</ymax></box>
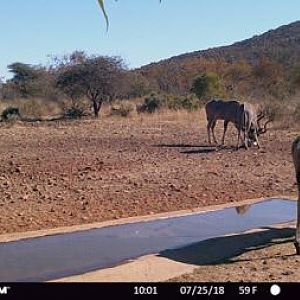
<box><xmin>292</xmin><ymin>136</ymin><xmax>300</xmax><ymax>255</ymax></box>
<box><xmin>205</xmin><ymin>99</ymin><xmax>270</xmax><ymax>149</ymax></box>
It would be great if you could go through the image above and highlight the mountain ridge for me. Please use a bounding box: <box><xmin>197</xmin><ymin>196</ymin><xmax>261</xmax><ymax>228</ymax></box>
<box><xmin>138</xmin><ymin>21</ymin><xmax>300</xmax><ymax>98</ymax></box>
<box><xmin>140</xmin><ymin>20</ymin><xmax>300</xmax><ymax>70</ymax></box>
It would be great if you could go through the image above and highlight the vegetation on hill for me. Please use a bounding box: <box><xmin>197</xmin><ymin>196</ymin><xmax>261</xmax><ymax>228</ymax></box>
<box><xmin>139</xmin><ymin>21</ymin><xmax>300</xmax><ymax>101</ymax></box>
<box><xmin>1</xmin><ymin>21</ymin><xmax>300</xmax><ymax>121</ymax></box>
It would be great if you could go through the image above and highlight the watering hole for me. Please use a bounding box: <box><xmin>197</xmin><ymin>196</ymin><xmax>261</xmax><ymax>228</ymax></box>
<box><xmin>0</xmin><ymin>199</ymin><xmax>296</xmax><ymax>282</ymax></box>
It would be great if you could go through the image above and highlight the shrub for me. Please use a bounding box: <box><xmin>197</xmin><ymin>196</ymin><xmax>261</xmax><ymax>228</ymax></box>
<box><xmin>191</xmin><ymin>72</ymin><xmax>226</xmax><ymax>102</ymax></box>
<box><xmin>166</xmin><ymin>95</ymin><xmax>201</xmax><ymax>111</ymax></box>
<box><xmin>110</xmin><ymin>102</ymin><xmax>134</xmax><ymax>117</ymax></box>
<box><xmin>18</xmin><ymin>98</ymin><xmax>63</xmax><ymax>119</ymax></box>
<box><xmin>64</xmin><ymin>106</ymin><xmax>86</xmax><ymax>119</ymax></box>
<box><xmin>1</xmin><ymin>107</ymin><xmax>21</xmax><ymax>121</ymax></box>
<box><xmin>136</xmin><ymin>94</ymin><xmax>163</xmax><ymax>114</ymax></box>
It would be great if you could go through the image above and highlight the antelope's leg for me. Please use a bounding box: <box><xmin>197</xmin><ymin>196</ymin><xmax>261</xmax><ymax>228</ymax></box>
<box><xmin>243</xmin><ymin>129</ymin><xmax>248</xmax><ymax>149</ymax></box>
<box><xmin>254</xmin><ymin>132</ymin><xmax>260</xmax><ymax>149</ymax></box>
<box><xmin>296</xmin><ymin>197</ymin><xmax>300</xmax><ymax>255</ymax></box>
<box><xmin>236</xmin><ymin>128</ymin><xmax>242</xmax><ymax>150</ymax></box>
<box><xmin>221</xmin><ymin>121</ymin><xmax>229</xmax><ymax>145</ymax></box>
<box><xmin>211</xmin><ymin>120</ymin><xmax>218</xmax><ymax>144</ymax></box>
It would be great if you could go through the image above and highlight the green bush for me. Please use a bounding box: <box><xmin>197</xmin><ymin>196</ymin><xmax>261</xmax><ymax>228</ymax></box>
<box><xmin>136</xmin><ymin>94</ymin><xmax>163</xmax><ymax>114</ymax></box>
<box><xmin>166</xmin><ymin>95</ymin><xmax>201</xmax><ymax>111</ymax></box>
<box><xmin>1</xmin><ymin>107</ymin><xmax>21</xmax><ymax>121</ymax></box>
<box><xmin>64</xmin><ymin>106</ymin><xmax>86</xmax><ymax>119</ymax></box>
<box><xmin>191</xmin><ymin>72</ymin><xmax>226</xmax><ymax>101</ymax></box>
<box><xmin>136</xmin><ymin>93</ymin><xmax>202</xmax><ymax>113</ymax></box>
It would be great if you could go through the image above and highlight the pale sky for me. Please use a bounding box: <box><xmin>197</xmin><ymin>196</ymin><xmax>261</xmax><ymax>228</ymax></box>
<box><xmin>0</xmin><ymin>0</ymin><xmax>299</xmax><ymax>79</ymax></box>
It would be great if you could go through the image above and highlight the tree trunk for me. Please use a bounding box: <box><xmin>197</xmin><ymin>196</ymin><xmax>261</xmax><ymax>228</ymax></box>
<box><xmin>92</xmin><ymin>100</ymin><xmax>102</xmax><ymax>118</ymax></box>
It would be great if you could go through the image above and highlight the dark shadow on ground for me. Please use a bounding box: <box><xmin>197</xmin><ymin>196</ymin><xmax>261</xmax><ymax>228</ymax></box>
<box><xmin>154</xmin><ymin>143</ymin><xmax>259</xmax><ymax>154</ymax></box>
<box><xmin>159</xmin><ymin>227</ymin><xmax>295</xmax><ymax>266</ymax></box>
<box><xmin>181</xmin><ymin>148</ymin><xmax>217</xmax><ymax>154</ymax></box>
<box><xmin>180</xmin><ymin>145</ymin><xmax>240</xmax><ymax>154</ymax></box>
<box><xmin>154</xmin><ymin>143</ymin><xmax>213</xmax><ymax>148</ymax></box>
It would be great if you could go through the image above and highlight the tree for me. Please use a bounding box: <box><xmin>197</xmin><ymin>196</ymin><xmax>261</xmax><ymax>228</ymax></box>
<box><xmin>6</xmin><ymin>62</ymin><xmax>60</xmax><ymax>101</ymax></box>
<box><xmin>125</xmin><ymin>72</ymin><xmax>150</xmax><ymax>98</ymax></box>
<box><xmin>57</xmin><ymin>54</ymin><xmax>126</xmax><ymax>118</ymax></box>
<box><xmin>191</xmin><ymin>72</ymin><xmax>225</xmax><ymax>102</ymax></box>
<box><xmin>7</xmin><ymin>63</ymin><xmax>39</xmax><ymax>97</ymax></box>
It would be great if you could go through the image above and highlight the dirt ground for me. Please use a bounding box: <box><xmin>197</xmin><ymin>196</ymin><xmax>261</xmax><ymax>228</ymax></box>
<box><xmin>0</xmin><ymin>109</ymin><xmax>298</xmax><ymax>235</ymax></box>
<box><xmin>170</xmin><ymin>241</ymin><xmax>300</xmax><ymax>282</ymax></box>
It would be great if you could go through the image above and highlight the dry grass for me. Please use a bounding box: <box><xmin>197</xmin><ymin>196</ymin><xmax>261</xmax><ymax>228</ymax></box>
<box><xmin>0</xmin><ymin>98</ymin><xmax>63</xmax><ymax>121</ymax></box>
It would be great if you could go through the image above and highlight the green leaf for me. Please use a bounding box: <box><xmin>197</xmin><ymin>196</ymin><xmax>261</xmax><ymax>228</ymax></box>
<box><xmin>97</xmin><ymin>0</ymin><xmax>162</xmax><ymax>30</ymax></box>
<box><xmin>97</xmin><ymin>0</ymin><xmax>109</xmax><ymax>30</ymax></box>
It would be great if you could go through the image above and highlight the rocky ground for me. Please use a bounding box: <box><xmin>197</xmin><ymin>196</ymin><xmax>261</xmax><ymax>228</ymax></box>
<box><xmin>170</xmin><ymin>241</ymin><xmax>300</xmax><ymax>282</ymax></box>
<box><xmin>0</xmin><ymin>110</ymin><xmax>298</xmax><ymax>234</ymax></box>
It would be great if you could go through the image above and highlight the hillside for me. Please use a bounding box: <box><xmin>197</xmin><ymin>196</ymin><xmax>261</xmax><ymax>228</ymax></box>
<box><xmin>160</xmin><ymin>21</ymin><xmax>300</xmax><ymax>66</ymax></box>
<box><xmin>139</xmin><ymin>21</ymin><xmax>300</xmax><ymax>98</ymax></box>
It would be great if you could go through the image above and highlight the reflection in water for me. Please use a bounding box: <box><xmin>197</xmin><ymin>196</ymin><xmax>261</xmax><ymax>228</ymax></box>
<box><xmin>235</xmin><ymin>204</ymin><xmax>251</xmax><ymax>215</ymax></box>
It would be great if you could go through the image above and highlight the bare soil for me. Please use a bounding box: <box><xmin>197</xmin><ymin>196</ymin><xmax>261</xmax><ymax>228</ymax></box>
<box><xmin>0</xmin><ymin>110</ymin><xmax>298</xmax><ymax>235</ymax></box>
<box><xmin>170</xmin><ymin>241</ymin><xmax>300</xmax><ymax>282</ymax></box>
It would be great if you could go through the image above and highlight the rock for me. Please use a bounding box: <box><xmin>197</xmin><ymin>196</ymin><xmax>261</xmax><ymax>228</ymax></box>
<box><xmin>282</xmin><ymin>271</ymin><xmax>294</xmax><ymax>276</ymax></box>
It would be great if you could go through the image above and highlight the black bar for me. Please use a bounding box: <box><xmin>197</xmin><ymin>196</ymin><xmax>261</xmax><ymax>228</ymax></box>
<box><xmin>0</xmin><ymin>283</ymin><xmax>298</xmax><ymax>300</ymax></box>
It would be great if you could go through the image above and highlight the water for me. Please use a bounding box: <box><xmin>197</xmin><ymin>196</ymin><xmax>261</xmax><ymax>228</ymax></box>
<box><xmin>0</xmin><ymin>199</ymin><xmax>296</xmax><ymax>282</ymax></box>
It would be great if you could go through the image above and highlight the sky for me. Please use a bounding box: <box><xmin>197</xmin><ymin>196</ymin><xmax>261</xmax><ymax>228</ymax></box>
<box><xmin>0</xmin><ymin>0</ymin><xmax>299</xmax><ymax>80</ymax></box>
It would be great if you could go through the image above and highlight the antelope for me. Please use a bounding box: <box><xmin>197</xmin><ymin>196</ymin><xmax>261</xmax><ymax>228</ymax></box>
<box><xmin>205</xmin><ymin>99</ymin><xmax>270</xmax><ymax>149</ymax></box>
<box><xmin>292</xmin><ymin>136</ymin><xmax>300</xmax><ymax>255</ymax></box>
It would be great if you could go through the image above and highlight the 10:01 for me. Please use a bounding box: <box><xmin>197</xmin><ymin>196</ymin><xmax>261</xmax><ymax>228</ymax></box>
<box><xmin>134</xmin><ymin>286</ymin><xmax>158</xmax><ymax>295</ymax></box>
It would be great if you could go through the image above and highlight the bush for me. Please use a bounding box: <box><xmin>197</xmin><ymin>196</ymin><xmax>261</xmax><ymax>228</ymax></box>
<box><xmin>191</xmin><ymin>72</ymin><xmax>226</xmax><ymax>101</ymax></box>
<box><xmin>64</xmin><ymin>106</ymin><xmax>86</xmax><ymax>119</ymax></box>
<box><xmin>166</xmin><ymin>95</ymin><xmax>201</xmax><ymax>111</ymax></box>
<box><xmin>136</xmin><ymin>94</ymin><xmax>163</xmax><ymax>114</ymax></box>
<box><xmin>110</xmin><ymin>102</ymin><xmax>134</xmax><ymax>117</ymax></box>
<box><xmin>18</xmin><ymin>98</ymin><xmax>63</xmax><ymax>119</ymax></box>
<box><xmin>136</xmin><ymin>93</ymin><xmax>202</xmax><ymax>114</ymax></box>
<box><xmin>1</xmin><ymin>107</ymin><xmax>21</xmax><ymax>121</ymax></box>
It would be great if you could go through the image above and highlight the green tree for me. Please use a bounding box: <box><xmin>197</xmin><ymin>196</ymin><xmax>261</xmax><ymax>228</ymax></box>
<box><xmin>191</xmin><ymin>72</ymin><xmax>225</xmax><ymax>101</ymax></box>
<box><xmin>7</xmin><ymin>63</ymin><xmax>39</xmax><ymax>97</ymax></box>
<box><xmin>7</xmin><ymin>62</ymin><xmax>60</xmax><ymax>100</ymax></box>
<box><xmin>57</xmin><ymin>54</ymin><xmax>126</xmax><ymax>118</ymax></box>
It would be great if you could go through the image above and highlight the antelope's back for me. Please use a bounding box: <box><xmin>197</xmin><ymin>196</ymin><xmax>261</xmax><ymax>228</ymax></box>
<box><xmin>205</xmin><ymin>99</ymin><xmax>241</xmax><ymax>123</ymax></box>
